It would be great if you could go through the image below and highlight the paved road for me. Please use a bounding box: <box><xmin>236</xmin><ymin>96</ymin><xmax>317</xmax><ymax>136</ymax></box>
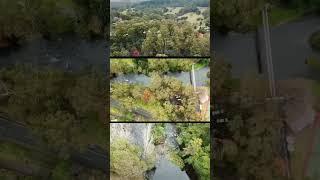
<box><xmin>267</xmin><ymin>16</ymin><xmax>320</xmax><ymax>80</ymax></box>
<box><xmin>214</xmin><ymin>31</ymin><xmax>259</xmax><ymax>77</ymax></box>
<box><xmin>0</xmin><ymin>116</ymin><xmax>107</xmax><ymax>174</ymax></box>
<box><xmin>214</xmin><ymin>16</ymin><xmax>320</xmax><ymax>80</ymax></box>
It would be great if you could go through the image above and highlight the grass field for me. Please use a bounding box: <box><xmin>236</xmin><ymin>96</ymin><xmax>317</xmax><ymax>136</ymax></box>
<box><xmin>269</xmin><ymin>7</ymin><xmax>306</xmax><ymax>26</ymax></box>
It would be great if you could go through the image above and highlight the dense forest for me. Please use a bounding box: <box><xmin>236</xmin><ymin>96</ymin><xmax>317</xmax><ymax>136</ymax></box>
<box><xmin>111</xmin><ymin>58</ymin><xmax>209</xmax><ymax>76</ymax></box>
<box><xmin>0</xmin><ymin>65</ymin><xmax>107</xmax><ymax>179</ymax></box>
<box><xmin>110</xmin><ymin>59</ymin><xmax>210</xmax><ymax>121</ymax></box>
<box><xmin>213</xmin><ymin>59</ymin><xmax>286</xmax><ymax>180</ymax></box>
<box><xmin>110</xmin><ymin>123</ymin><xmax>210</xmax><ymax>180</ymax></box>
<box><xmin>172</xmin><ymin>124</ymin><xmax>210</xmax><ymax>180</ymax></box>
<box><xmin>111</xmin><ymin>0</ymin><xmax>210</xmax><ymax>56</ymax></box>
<box><xmin>0</xmin><ymin>0</ymin><xmax>108</xmax><ymax>48</ymax></box>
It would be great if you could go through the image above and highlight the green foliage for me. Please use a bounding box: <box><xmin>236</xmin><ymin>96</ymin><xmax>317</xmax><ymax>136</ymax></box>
<box><xmin>149</xmin><ymin>74</ymin><xmax>199</xmax><ymax>121</ymax></box>
<box><xmin>111</xmin><ymin>58</ymin><xmax>205</xmax><ymax>77</ymax></box>
<box><xmin>111</xmin><ymin>8</ymin><xmax>209</xmax><ymax>56</ymax></box>
<box><xmin>174</xmin><ymin>124</ymin><xmax>210</xmax><ymax>180</ymax></box>
<box><xmin>212</xmin><ymin>0</ymin><xmax>264</xmax><ymax>33</ymax></box>
<box><xmin>0</xmin><ymin>0</ymin><xmax>108</xmax><ymax>42</ymax></box>
<box><xmin>111</xmin><ymin>73</ymin><xmax>201</xmax><ymax>121</ymax></box>
<box><xmin>110</xmin><ymin>139</ymin><xmax>154</xmax><ymax>178</ymax></box>
<box><xmin>215</xmin><ymin>74</ymin><xmax>286</xmax><ymax>180</ymax></box>
<box><xmin>152</xmin><ymin>124</ymin><xmax>166</xmax><ymax>145</ymax></box>
<box><xmin>0</xmin><ymin>65</ymin><xmax>107</xmax><ymax>157</ymax></box>
<box><xmin>51</xmin><ymin>160</ymin><xmax>72</xmax><ymax>180</ymax></box>
<box><xmin>212</xmin><ymin>59</ymin><xmax>234</xmax><ymax>98</ymax></box>
<box><xmin>183</xmin><ymin>138</ymin><xmax>210</xmax><ymax>180</ymax></box>
<box><xmin>169</xmin><ymin>150</ymin><xmax>185</xmax><ymax>169</ymax></box>
<box><xmin>110</xmin><ymin>59</ymin><xmax>136</xmax><ymax>76</ymax></box>
<box><xmin>212</xmin><ymin>0</ymin><xmax>320</xmax><ymax>33</ymax></box>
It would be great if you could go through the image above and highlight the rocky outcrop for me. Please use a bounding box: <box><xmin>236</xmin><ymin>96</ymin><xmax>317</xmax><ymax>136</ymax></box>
<box><xmin>110</xmin><ymin>123</ymin><xmax>154</xmax><ymax>155</ymax></box>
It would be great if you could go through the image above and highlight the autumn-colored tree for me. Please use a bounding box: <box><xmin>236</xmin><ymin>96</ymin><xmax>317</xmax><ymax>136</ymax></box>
<box><xmin>142</xmin><ymin>89</ymin><xmax>152</xmax><ymax>103</ymax></box>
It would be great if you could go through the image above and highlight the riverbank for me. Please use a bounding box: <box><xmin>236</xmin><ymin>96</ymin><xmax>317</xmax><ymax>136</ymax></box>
<box><xmin>110</xmin><ymin>123</ymin><xmax>209</xmax><ymax>180</ymax></box>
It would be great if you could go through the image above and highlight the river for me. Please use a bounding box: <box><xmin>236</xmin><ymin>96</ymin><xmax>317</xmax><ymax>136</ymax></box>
<box><xmin>0</xmin><ymin>35</ymin><xmax>108</xmax><ymax>71</ymax></box>
<box><xmin>153</xmin><ymin>124</ymin><xmax>189</xmax><ymax>180</ymax></box>
<box><xmin>111</xmin><ymin>67</ymin><xmax>209</xmax><ymax>86</ymax></box>
<box><xmin>110</xmin><ymin>123</ymin><xmax>191</xmax><ymax>180</ymax></box>
<box><xmin>214</xmin><ymin>16</ymin><xmax>320</xmax><ymax>80</ymax></box>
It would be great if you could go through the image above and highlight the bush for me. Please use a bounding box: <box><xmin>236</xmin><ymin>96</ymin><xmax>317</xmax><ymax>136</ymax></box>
<box><xmin>152</xmin><ymin>124</ymin><xmax>166</xmax><ymax>145</ymax></box>
<box><xmin>169</xmin><ymin>150</ymin><xmax>185</xmax><ymax>169</ymax></box>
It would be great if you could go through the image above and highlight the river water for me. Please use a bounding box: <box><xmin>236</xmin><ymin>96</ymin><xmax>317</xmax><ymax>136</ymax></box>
<box><xmin>153</xmin><ymin>158</ymin><xmax>189</xmax><ymax>180</ymax></box>
<box><xmin>214</xmin><ymin>16</ymin><xmax>320</xmax><ymax>80</ymax></box>
<box><xmin>0</xmin><ymin>35</ymin><xmax>108</xmax><ymax>71</ymax></box>
<box><xmin>153</xmin><ymin>124</ymin><xmax>189</xmax><ymax>180</ymax></box>
<box><xmin>111</xmin><ymin>67</ymin><xmax>209</xmax><ymax>86</ymax></box>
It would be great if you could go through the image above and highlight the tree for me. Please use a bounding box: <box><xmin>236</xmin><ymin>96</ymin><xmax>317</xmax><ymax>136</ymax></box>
<box><xmin>215</xmin><ymin>74</ymin><xmax>286</xmax><ymax>180</ymax></box>
<box><xmin>174</xmin><ymin>124</ymin><xmax>210</xmax><ymax>180</ymax></box>
<box><xmin>151</xmin><ymin>124</ymin><xmax>166</xmax><ymax>145</ymax></box>
<box><xmin>212</xmin><ymin>0</ymin><xmax>264</xmax><ymax>33</ymax></box>
<box><xmin>212</xmin><ymin>58</ymin><xmax>233</xmax><ymax>99</ymax></box>
<box><xmin>0</xmin><ymin>65</ymin><xmax>106</xmax><ymax>158</ymax></box>
<box><xmin>110</xmin><ymin>139</ymin><xmax>155</xmax><ymax>178</ymax></box>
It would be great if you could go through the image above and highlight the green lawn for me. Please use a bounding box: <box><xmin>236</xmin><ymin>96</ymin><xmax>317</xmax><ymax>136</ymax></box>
<box><xmin>269</xmin><ymin>7</ymin><xmax>305</xmax><ymax>26</ymax></box>
<box><xmin>248</xmin><ymin>6</ymin><xmax>308</xmax><ymax>28</ymax></box>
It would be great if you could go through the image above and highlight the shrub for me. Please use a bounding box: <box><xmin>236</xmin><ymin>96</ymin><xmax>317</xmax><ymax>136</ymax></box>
<box><xmin>169</xmin><ymin>150</ymin><xmax>185</xmax><ymax>169</ymax></box>
<box><xmin>110</xmin><ymin>139</ymin><xmax>149</xmax><ymax>178</ymax></box>
<box><xmin>152</xmin><ymin>124</ymin><xmax>166</xmax><ymax>145</ymax></box>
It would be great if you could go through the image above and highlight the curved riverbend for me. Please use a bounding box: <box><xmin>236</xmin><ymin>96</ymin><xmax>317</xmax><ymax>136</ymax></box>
<box><xmin>111</xmin><ymin>67</ymin><xmax>209</xmax><ymax>86</ymax></box>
